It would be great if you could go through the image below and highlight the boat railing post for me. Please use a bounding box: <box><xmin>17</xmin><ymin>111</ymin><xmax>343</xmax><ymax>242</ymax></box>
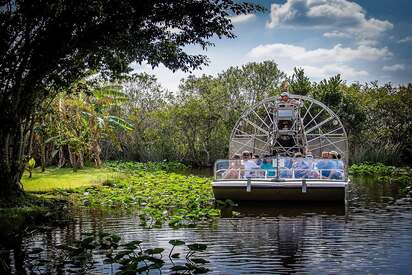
<box><xmin>302</xmin><ymin>179</ymin><xmax>307</xmax><ymax>193</ymax></box>
<box><xmin>246</xmin><ymin>177</ymin><xmax>252</xmax><ymax>192</ymax></box>
<box><xmin>276</xmin><ymin>153</ymin><xmax>279</xmax><ymax>180</ymax></box>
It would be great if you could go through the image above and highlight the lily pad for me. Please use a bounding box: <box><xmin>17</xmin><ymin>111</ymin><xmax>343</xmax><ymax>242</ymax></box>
<box><xmin>169</xmin><ymin>239</ymin><xmax>185</xmax><ymax>246</ymax></box>
<box><xmin>187</xmin><ymin>243</ymin><xmax>207</xmax><ymax>252</ymax></box>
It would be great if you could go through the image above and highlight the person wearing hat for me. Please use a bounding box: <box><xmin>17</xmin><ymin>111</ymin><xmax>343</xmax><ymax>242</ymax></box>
<box><xmin>280</xmin><ymin>91</ymin><xmax>289</xmax><ymax>103</ymax></box>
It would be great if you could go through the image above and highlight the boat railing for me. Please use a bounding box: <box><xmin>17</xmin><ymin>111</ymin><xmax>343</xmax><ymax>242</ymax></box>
<box><xmin>214</xmin><ymin>159</ymin><xmax>346</xmax><ymax>181</ymax></box>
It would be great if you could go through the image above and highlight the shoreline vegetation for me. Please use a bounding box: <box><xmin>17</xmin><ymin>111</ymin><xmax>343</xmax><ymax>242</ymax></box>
<box><xmin>1</xmin><ymin>161</ymin><xmax>411</xmax><ymax>228</ymax></box>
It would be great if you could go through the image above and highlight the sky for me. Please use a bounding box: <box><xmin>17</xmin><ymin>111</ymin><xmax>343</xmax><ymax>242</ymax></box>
<box><xmin>134</xmin><ymin>0</ymin><xmax>412</xmax><ymax>92</ymax></box>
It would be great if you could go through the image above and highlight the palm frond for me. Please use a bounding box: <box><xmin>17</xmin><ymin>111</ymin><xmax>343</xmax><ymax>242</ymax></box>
<box><xmin>107</xmin><ymin>116</ymin><xmax>134</xmax><ymax>131</ymax></box>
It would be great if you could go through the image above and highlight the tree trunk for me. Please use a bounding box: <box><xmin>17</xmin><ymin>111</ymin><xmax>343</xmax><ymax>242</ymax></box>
<box><xmin>58</xmin><ymin>147</ymin><xmax>65</xmax><ymax>168</ymax></box>
<box><xmin>40</xmin><ymin>138</ymin><xmax>46</xmax><ymax>172</ymax></box>
<box><xmin>92</xmin><ymin>140</ymin><xmax>102</xmax><ymax>168</ymax></box>
<box><xmin>0</xmin><ymin>123</ymin><xmax>27</xmax><ymax>200</ymax></box>
<box><xmin>68</xmin><ymin>145</ymin><xmax>78</xmax><ymax>171</ymax></box>
<box><xmin>79</xmin><ymin>151</ymin><xmax>84</xmax><ymax>169</ymax></box>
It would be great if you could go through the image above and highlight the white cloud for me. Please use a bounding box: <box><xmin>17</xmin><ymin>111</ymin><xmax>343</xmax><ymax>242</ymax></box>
<box><xmin>323</xmin><ymin>31</ymin><xmax>349</xmax><ymax>38</ymax></box>
<box><xmin>246</xmin><ymin>43</ymin><xmax>384</xmax><ymax>80</ymax></box>
<box><xmin>230</xmin><ymin>13</ymin><xmax>256</xmax><ymax>24</ymax></box>
<box><xmin>266</xmin><ymin>0</ymin><xmax>393</xmax><ymax>43</ymax></box>
<box><xmin>301</xmin><ymin>64</ymin><xmax>368</xmax><ymax>79</ymax></box>
<box><xmin>247</xmin><ymin>43</ymin><xmax>391</xmax><ymax>64</ymax></box>
<box><xmin>398</xmin><ymin>35</ymin><xmax>412</xmax><ymax>43</ymax></box>
<box><xmin>382</xmin><ymin>64</ymin><xmax>406</xmax><ymax>72</ymax></box>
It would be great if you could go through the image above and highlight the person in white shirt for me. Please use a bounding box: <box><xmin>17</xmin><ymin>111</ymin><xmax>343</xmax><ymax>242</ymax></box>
<box><xmin>242</xmin><ymin>151</ymin><xmax>259</xmax><ymax>178</ymax></box>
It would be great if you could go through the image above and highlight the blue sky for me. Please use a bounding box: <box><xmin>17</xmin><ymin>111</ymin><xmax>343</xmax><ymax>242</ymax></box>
<box><xmin>134</xmin><ymin>0</ymin><xmax>412</xmax><ymax>91</ymax></box>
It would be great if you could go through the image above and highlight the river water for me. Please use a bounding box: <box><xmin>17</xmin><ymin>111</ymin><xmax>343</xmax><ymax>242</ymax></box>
<box><xmin>2</xmin><ymin>176</ymin><xmax>412</xmax><ymax>274</ymax></box>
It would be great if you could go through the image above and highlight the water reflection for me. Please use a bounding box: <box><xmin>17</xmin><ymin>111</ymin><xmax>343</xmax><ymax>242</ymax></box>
<box><xmin>222</xmin><ymin>201</ymin><xmax>346</xmax><ymax>217</ymax></box>
<box><xmin>1</xmin><ymin>177</ymin><xmax>412</xmax><ymax>274</ymax></box>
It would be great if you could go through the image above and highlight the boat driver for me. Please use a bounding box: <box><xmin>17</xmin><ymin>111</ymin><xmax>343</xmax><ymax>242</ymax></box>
<box><xmin>279</xmin><ymin>91</ymin><xmax>299</xmax><ymax>107</ymax></box>
<box><xmin>280</xmin><ymin>92</ymin><xmax>289</xmax><ymax>103</ymax></box>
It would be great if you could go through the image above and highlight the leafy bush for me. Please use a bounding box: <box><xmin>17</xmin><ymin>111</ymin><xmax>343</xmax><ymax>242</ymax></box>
<box><xmin>349</xmin><ymin>162</ymin><xmax>396</xmax><ymax>176</ymax></box>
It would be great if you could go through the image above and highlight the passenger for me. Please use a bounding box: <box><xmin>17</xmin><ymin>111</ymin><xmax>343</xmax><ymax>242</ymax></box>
<box><xmin>279</xmin><ymin>156</ymin><xmax>293</xmax><ymax>178</ymax></box>
<box><xmin>253</xmin><ymin>154</ymin><xmax>262</xmax><ymax>166</ymax></box>
<box><xmin>292</xmin><ymin>152</ymin><xmax>311</xmax><ymax>178</ymax></box>
<box><xmin>224</xmin><ymin>154</ymin><xmax>243</xmax><ymax>179</ymax></box>
<box><xmin>305</xmin><ymin>152</ymin><xmax>320</xmax><ymax>179</ymax></box>
<box><xmin>260</xmin><ymin>156</ymin><xmax>275</xmax><ymax>177</ymax></box>
<box><xmin>329</xmin><ymin>151</ymin><xmax>344</xmax><ymax>180</ymax></box>
<box><xmin>283</xmin><ymin>156</ymin><xmax>293</xmax><ymax>169</ymax></box>
<box><xmin>242</xmin><ymin>151</ymin><xmax>259</xmax><ymax>178</ymax></box>
<box><xmin>315</xmin><ymin>152</ymin><xmax>337</xmax><ymax>179</ymax></box>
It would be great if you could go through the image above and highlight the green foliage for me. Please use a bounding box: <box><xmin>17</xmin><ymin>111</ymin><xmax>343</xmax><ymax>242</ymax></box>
<box><xmin>289</xmin><ymin>67</ymin><xmax>312</xmax><ymax>96</ymax></box>
<box><xmin>69</xmin><ymin>161</ymin><xmax>218</xmax><ymax>227</ymax></box>
<box><xmin>28</xmin><ymin>62</ymin><xmax>412</xmax><ymax>172</ymax></box>
<box><xmin>311</xmin><ymin>75</ymin><xmax>366</xmax><ymax>137</ymax></box>
<box><xmin>110</xmin><ymin>61</ymin><xmax>286</xmax><ymax>166</ymax></box>
<box><xmin>351</xmin><ymin>142</ymin><xmax>402</xmax><ymax>165</ymax></box>
<box><xmin>349</xmin><ymin>163</ymin><xmax>396</xmax><ymax>176</ymax></box>
<box><xmin>349</xmin><ymin>162</ymin><xmax>412</xmax><ymax>195</ymax></box>
<box><xmin>0</xmin><ymin>0</ymin><xmax>262</xmax><ymax>198</ymax></box>
<box><xmin>106</xmin><ymin>160</ymin><xmax>188</xmax><ymax>173</ymax></box>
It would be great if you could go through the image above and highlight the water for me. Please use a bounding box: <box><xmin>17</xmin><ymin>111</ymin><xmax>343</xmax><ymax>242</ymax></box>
<box><xmin>2</xmin><ymin>177</ymin><xmax>412</xmax><ymax>274</ymax></box>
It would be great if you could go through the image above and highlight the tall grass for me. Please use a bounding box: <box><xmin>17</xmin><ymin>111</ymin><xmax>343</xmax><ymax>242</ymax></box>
<box><xmin>351</xmin><ymin>142</ymin><xmax>402</xmax><ymax>165</ymax></box>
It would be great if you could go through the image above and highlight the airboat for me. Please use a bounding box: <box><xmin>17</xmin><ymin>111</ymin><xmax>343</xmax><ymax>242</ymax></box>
<box><xmin>212</xmin><ymin>93</ymin><xmax>349</xmax><ymax>202</ymax></box>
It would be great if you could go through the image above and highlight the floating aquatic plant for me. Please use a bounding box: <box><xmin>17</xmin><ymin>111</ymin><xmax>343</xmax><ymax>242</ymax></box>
<box><xmin>26</xmin><ymin>232</ymin><xmax>210</xmax><ymax>274</ymax></box>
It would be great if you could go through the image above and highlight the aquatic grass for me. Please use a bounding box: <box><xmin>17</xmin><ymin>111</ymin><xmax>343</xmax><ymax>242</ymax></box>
<box><xmin>351</xmin><ymin>142</ymin><xmax>402</xmax><ymax>165</ymax></box>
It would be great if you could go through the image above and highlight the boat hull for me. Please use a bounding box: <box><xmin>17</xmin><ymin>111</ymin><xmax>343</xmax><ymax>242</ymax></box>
<box><xmin>213</xmin><ymin>180</ymin><xmax>348</xmax><ymax>202</ymax></box>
